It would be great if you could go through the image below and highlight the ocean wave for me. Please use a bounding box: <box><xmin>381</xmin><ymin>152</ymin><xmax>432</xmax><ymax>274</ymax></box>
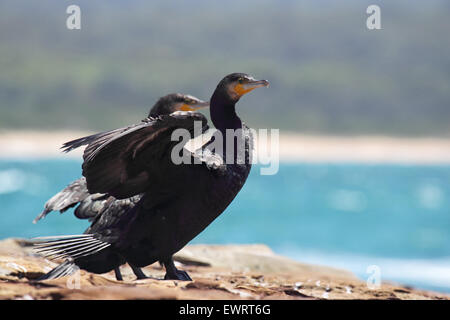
<box><xmin>0</xmin><ymin>169</ymin><xmax>26</xmax><ymax>194</ymax></box>
<box><xmin>0</xmin><ymin>169</ymin><xmax>47</xmax><ymax>195</ymax></box>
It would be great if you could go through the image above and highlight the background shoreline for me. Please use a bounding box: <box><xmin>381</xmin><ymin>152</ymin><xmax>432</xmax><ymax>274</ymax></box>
<box><xmin>1</xmin><ymin>130</ymin><xmax>450</xmax><ymax>164</ymax></box>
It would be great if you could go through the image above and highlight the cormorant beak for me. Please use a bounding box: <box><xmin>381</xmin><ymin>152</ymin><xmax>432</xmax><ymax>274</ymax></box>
<box><xmin>234</xmin><ymin>79</ymin><xmax>270</xmax><ymax>97</ymax></box>
<box><xmin>179</xmin><ymin>100</ymin><xmax>210</xmax><ymax>111</ymax></box>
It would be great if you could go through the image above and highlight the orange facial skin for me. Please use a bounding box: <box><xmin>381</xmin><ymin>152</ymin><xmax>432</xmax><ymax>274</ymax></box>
<box><xmin>233</xmin><ymin>83</ymin><xmax>255</xmax><ymax>96</ymax></box>
<box><xmin>179</xmin><ymin>104</ymin><xmax>197</xmax><ymax>111</ymax></box>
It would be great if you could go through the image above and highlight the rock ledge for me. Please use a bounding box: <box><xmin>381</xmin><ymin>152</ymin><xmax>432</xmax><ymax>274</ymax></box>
<box><xmin>0</xmin><ymin>238</ymin><xmax>447</xmax><ymax>300</ymax></box>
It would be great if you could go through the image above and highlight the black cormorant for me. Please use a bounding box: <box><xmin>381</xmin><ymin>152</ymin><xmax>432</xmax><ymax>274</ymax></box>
<box><xmin>33</xmin><ymin>93</ymin><xmax>208</xmax><ymax>280</ymax></box>
<box><xmin>34</xmin><ymin>73</ymin><xmax>269</xmax><ymax>281</ymax></box>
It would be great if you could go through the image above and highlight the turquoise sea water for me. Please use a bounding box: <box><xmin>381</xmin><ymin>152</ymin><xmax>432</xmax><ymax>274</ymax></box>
<box><xmin>0</xmin><ymin>159</ymin><xmax>449</xmax><ymax>293</ymax></box>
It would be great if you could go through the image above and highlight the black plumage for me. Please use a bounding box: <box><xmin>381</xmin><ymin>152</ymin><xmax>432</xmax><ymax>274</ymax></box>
<box><xmin>33</xmin><ymin>93</ymin><xmax>208</xmax><ymax>280</ymax></box>
<box><xmin>34</xmin><ymin>73</ymin><xmax>268</xmax><ymax>281</ymax></box>
<box><xmin>34</xmin><ymin>93</ymin><xmax>208</xmax><ymax>224</ymax></box>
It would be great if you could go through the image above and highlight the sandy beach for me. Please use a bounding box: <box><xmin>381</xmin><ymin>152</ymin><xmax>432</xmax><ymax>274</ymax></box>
<box><xmin>0</xmin><ymin>130</ymin><xmax>450</xmax><ymax>164</ymax></box>
<box><xmin>278</xmin><ymin>133</ymin><xmax>450</xmax><ymax>164</ymax></box>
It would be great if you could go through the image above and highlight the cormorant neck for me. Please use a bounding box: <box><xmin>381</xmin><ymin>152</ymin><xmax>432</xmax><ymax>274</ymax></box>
<box><xmin>209</xmin><ymin>89</ymin><xmax>245</xmax><ymax>163</ymax></box>
<box><xmin>210</xmin><ymin>90</ymin><xmax>242</xmax><ymax>134</ymax></box>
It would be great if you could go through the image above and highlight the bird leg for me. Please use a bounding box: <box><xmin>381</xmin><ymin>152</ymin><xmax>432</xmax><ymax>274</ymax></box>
<box><xmin>130</xmin><ymin>264</ymin><xmax>148</xmax><ymax>280</ymax></box>
<box><xmin>114</xmin><ymin>267</ymin><xmax>123</xmax><ymax>281</ymax></box>
<box><xmin>162</xmin><ymin>257</ymin><xmax>192</xmax><ymax>281</ymax></box>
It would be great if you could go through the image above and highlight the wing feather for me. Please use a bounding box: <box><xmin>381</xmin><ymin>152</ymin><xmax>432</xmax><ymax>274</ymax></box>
<box><xmin>33</xmin><ymin>178</ymin><xmax>90</xmax><ymax>223</ymax></box>
<box><xmin>77</xmin><ymin>112</ymin><xmax>209</xmax><ymax>198</ymax></box>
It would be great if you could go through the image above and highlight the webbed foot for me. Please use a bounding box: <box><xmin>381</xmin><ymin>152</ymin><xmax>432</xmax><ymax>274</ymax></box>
<box><xmin>162</xmin><ymin>257</ymin><xmax>192</xmax><ymax>281</ymax></box>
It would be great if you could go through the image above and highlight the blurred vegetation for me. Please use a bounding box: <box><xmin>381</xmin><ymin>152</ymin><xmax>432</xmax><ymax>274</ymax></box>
<box><xmin>0</xmin><ymin>0</ymin><xmax>449</xmax><ymax>136</ymax></box>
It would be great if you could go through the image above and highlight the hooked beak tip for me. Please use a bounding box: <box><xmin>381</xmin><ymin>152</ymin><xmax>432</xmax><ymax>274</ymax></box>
<box><xmin>250</xmin><ymin>79</ymin><xmax>269</xmax><ymax>87</ymax></box>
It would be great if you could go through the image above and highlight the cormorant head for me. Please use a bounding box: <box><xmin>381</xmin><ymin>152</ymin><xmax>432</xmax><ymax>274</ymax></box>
<box><xmin>216</xmin><ymin>73</ymin><xmax>269</xmax><ymax>102</ymax></box>
<box><xmin>149</xmin><ymin>93</ymin><xmax>209</xmax><ymax>117</ymax></box>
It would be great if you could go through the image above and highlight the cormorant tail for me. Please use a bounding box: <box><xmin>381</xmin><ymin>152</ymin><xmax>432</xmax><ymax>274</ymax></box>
<box><xmin>37</xmin><ymin>259</ymin><xmax>78</xmax><ymax>280</ymax></box>
<box><xmin>32</xmin><ymin>234</ymin><xmax>111</xmax><ymax>260</ymax></box>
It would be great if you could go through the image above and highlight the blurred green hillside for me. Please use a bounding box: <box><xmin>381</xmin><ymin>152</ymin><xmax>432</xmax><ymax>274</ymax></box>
<box><xmin>0</xmin><ymin>0</ymin><xmax>449</xmax><ymax>136</ymax></box>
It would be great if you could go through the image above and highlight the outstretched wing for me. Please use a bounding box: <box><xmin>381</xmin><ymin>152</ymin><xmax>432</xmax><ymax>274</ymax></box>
<box><xmin>74</xmin><ymin>193</ymin><xmax>142</xmax><ymax>222</ymax></box>
<box><xmin>33</xmin><ymin>178</ymin><xmax>90</xmax><ymax>223</ymax></box>
<box><xmin>61</xmin><ymin>121</ymin><xmax>152</xmax><ymax>153</ymax></box>
<box><xmin>34</xmin><ymin>177</ymin><xmax>123</xmax><ymax>223</ymax></box>
<box><xmin>66</xmin><ymin>112</ymin><xmax>211</xmax><ymax>199</ymax></box>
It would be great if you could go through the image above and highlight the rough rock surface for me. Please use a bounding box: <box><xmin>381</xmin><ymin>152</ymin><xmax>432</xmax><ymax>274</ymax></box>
<box><xmin>0</xmin><ymin>238</ymin><xmax>447</xmax><ymax>300</ymax></box>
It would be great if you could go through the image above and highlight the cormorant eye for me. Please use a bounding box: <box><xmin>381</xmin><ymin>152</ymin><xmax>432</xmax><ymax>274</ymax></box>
<box><xmin>238</xmin><ymin>78</ymin><xmax>244</xmax><ymax>84</ymax></box>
